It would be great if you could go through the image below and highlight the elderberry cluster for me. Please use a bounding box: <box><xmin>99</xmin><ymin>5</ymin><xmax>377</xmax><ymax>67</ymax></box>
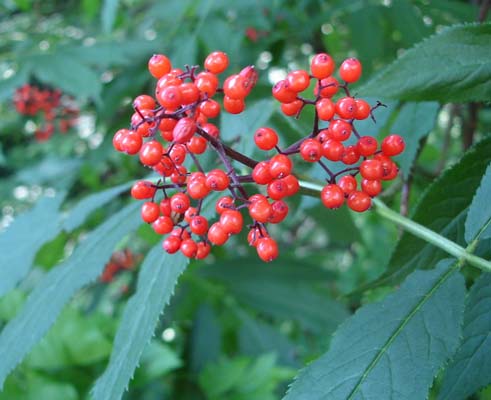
<box><xmin>113</xmin><ymin>51</ymin><xmax>404</xmax><ymax>263</ymax></box>
<box><xmin>13</xmin><ymin>83</ymin><xmax>79</xmax><ymax>141</ymax></box>
<box><xmin>263</xmin><ymin>54</ymin><xmax>404</xmax><ymax>212</ymax></box>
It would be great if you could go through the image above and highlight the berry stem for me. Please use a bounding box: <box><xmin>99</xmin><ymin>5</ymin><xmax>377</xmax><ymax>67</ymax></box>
<box><xmin>298</xmin><ymin>179</ymin><xmax>491</xmax><ymax>273</ymax></box>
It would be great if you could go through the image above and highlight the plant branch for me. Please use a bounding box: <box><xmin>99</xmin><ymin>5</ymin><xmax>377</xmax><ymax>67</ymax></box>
<box><xmin>298</xmin><ymin>179</ymin><xmax>491</xmax><ymax>273</ymax></box>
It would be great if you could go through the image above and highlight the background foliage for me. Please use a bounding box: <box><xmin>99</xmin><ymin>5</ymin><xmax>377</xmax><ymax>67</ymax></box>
<box><xmin>0</xmin><ymin>0</ymin><xmax>490</xmax><ymax>399</ymax></box>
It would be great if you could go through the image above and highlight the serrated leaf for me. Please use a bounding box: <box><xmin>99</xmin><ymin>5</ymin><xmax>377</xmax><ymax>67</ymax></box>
<box><xmin>0</xmin><ymin>202</ymin><xmax>141</xmax><ymax>388</ymax></box>
<box><xmin>62</xmin><ymin>181</ymin><xmax>133</xmax><ymax>231</ymax></box>
<box><xmin>369</xmin><ymin>137</ymin><xmax>491</xmax><ymax>289</ymax></box>
<box><xmin>389</xmin><ymin>102</ymin><xmax>440</xmax><ymax>179</ymax></box>
<box><xmin>91</xmin><ymin>246</ymin><xmax>188</xmax><ymax>400</ymax></box>
<box><xmin>465</xmin><ymin>163</ymin><xmax>491</xmax><ymax>243</ymax></box>
<box><xmin>438</xmin><ymin>273</ymin><xmax>491</xmax><ymax>400</ymax></box>
<box><xmin>284</xmin><ymin>259</ymin><xmax>466</xmax><ymax>400</ymax></box>
<box><xmin>101</xmin><ymin>0</ymin><xmax>119</xmax><ymax>33</ymax></box>
<box><xmin>0</xmin><ymin>194</ymin><xmax>64</xmax><ymax>297</ymax></box>
<box><xmin>360</xmin><ymin>23</ymin><xmax>491</xmax><ymax>102</ymax></box>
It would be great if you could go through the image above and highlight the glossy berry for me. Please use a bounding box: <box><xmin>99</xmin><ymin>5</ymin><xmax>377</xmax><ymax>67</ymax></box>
<box><xmin>316</xmin><ymin>98</ymin><xmax>335</xmax><ymax>121</ymax></box>
<box><xmin>281</xmin><ymin>100</ymin><xmax>303</xmax><ymax>116</ymax></box>
<box><xmin>204</xmin><ymin>51</ymin><xmax>229</xmax><ymax>74</ymax></box>
<box><xmin>139</xmin><ymin>140</ymin><xmax>163</xmax><ymax>166</ymax></box>
<box><xmin>148</xmin><ymin>54</ymin><xmax>172</xmax><ymax>78</ymax></box>
<box><xmin>163</xmin><ymin>236</ymin><xmax>181</xmax><ymax>254</ymax></box>
<box><xmin>206</xmin><ymin>169</ymin><xmax>230</xmax><ymax>191</ymax></box>
<box><xmin>152</xmin><ymin>216</ymin><xmax>174</xmax><ymax>235</ymax></box>
<box><xmin>339</xmin><ymin>58</ymin><xmax>362</xmax><ymax>83</ymax></box>
<box><xmin>382</xmin><ymin>134</ymin><xmax>405</xmax><ymax>156</ymax></box>
<box><xmin>328</xmin><ymin>119</ymin><xmax>352</xmax><ymax>142</ymax></box>
<box><xmin>207</xmin><ymin>222</ymin><xmax>229</xmax><ymax>245</ymax></box>
<box><xmin>269</xmin><ymin>154</ymin><xmax>292</xmax><ymax>178</ymax></box>
<box><xmin>361</xmin><ymin>179</ymin><xmax>382</xmax><ymax>197</ymax></box>
<box><xmin>189</xmin><ymin>216</ymin><xmax>209</xmax><ymax>236</ymax></box>
<box><xmin>335</xmin><ymin>97</ymin><xmax>357</xmax><ymax>119</ymax></box>
<box><xmin>338</xmin><ymin>175</ymin><xmax>357</xmax><ymax>195</ymax></box>
<box><xmin>173</xmin><ymin>117</ymin><xmax>196</xmax><ymax>144</ymax></box>
<box><xmin>357</xmin><ymin>136</ymin><xmax>378</xmax><ymax>157</ymax></box>
<box><xmin>220</xmin><ymin>210</ymin><xmax>244</xmax><ymax>234</ymax></box>
<box><xmin>300</xmin><ymin>138</ymin><xmax>322</xmax><ymax>162</ymax></box>
<box><xmin>310</xmin><ymin>53</ymin><xmax>335</xmax><ymax>79</ymax></box>
<box><xmin>354</xmin><ymin>99</ymin><xmax>371</xmax><ymax>120</ymax></box>
<box><xmin>170</xmin><ymin>192</ymin><xmax>190</xmax><ymax>213</ymax></box>
<box><xmin>347</xmin><ymin>191</ymin><xmax>372</xmax><ymax>212</ymax></box>
<box><xmin>272</xmin><ymin>80</ymin><xmax>297</xmax><ymax>103</ymax></box>
<box><xmin>248</xmin><ymin>197</ymin><xmax>272</xmax><ymax>223</ymax></box>
<box><xmin>286</xmin><ymin>69</ymin><xmax>310</xmax><ymax>92</ymax></box>
<box><xmin>252</xmin><ymin>161</ymin><xmax>273</xmax><ymax>184</ymax></box>
<box><xmin>359</xmin><ymin>159</ymin><xmax>384</xmax><ymax>180</ymax></box>
<box><xmin>256</xmin><ymin>237</ymin><xmax>279</xmax><ymax>262</ymax></box>
<box><xmin>321</xmin><ymin>184</ymin><xmax>344</xmax><ymax>209</ymax></box>
<box><xmin>180</xmin><ymin>238</ymin><xmax>198</xmax><ymax>258</ymax></box>
<box><xmin>131</xmin><ymin>181</ymin><xmax>156</xmax><ymax>200</ymax></box>
<box><xmin>322</xmin><ymin>139</ymin><xmax>345</xmax><ymax>161</ymax></box>
<box><xmin>141</xmin><ymin>202</ymin><xmax>160</xmax><ymax>223</ymax></box>
<box><xmin>254</xmin><ymin>127</ymin><xmax>278</xmax><ymax>151</ymax></box>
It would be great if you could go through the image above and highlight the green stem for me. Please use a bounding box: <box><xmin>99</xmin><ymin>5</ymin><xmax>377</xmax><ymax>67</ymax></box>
<box><xmin>299</xmin><ymin>180</ymin><xmax>491</xmax><ymax>273</ymax></box>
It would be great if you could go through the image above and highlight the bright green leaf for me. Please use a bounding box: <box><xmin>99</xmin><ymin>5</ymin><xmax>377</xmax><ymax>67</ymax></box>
<box><xmin>465</xmin><ymin>163</ymin><xmax>491</xmax><ymax>244</ymax></box>
<box><xmin>91</xmin><ymin>246</ymin><xmax>188</xmax><ymax>400</ymax></box>
<box><xmin>284</xmin><ymin>259</ymin><xmax>465</xmax><ymax>400</ymax></box>
<box><xmin>360</xmin><ymin>23</ymin><xmax>491</xmax><ymax>102</ymax></box>
<box><xmin>0</xmin><ymin>194</ymin><xmax>64</xmax><ymax>297</ymax></box>
<box><xmin>0</xmin><ymin>202</ymin><xmax>141</xmax><ymax>388</ymax></box>
<box><xmin>390</xmin><ymin>101</ymin><xmax>440</xmax><ymax>179</ymax></box>
<box><xmin>438</xmin><ymin>273</ymin><xmax>491</xmax><ymax>400</ymax></box>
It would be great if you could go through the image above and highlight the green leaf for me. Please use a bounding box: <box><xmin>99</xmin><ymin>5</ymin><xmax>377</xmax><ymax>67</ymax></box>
<box><xmin>360</xmin><ymin>23</ymin><xmax>491</xmax><ymax>102</ymax></box>
<box><xmin>238</xmin><ymin>311</ymin><xmax>299</xmax><ymax>367</ymax></box>
<box><xmin>438</xmin><ymin>273</ymin><xmax>491</xmax><ymax>400</ymax></box>
<box><xmin>0</xmin><ymin>202</ymin><xmax>141</xmax><ymax>388</ymax></box>
<box><xmin>284</xmin><ymin>259</ymin><xmax>466</xmax><ymax>400</ymax></box>
<box><xmin>389</xmin><ymin>102</ymin><xmax>440</xmax><ymax>179</ymax></box>
<box><xmin>133</xmin><ymin>341</ymin><xmax>182</xmax><ymax>385</ymax></box>
<box><xmin>0</xmin><ymin>194</ymin><xmax>64</xmax><ymax>297</ymax></box>
<box><xmin>220</xmin><ymin>99</ymin><xmax>275</xmax><ymax>157</ymax></box>
<box><xmin>465</xmin><ymin>163</ymin><xmax>491</xmax><ymax>244</ymax></box>
<box><xmin>369</xmin><ymin>137</ymin><xmax>491</xmax><ymax>289</ymax></box>
<box><xmin>91</xmin><ymin>246</ymin><xmax>188</xmax><ymax>400</ymax></box>
<box><xmin>190</xmin><ymin>304</ymin><xmax>222</xmax><ymax>373</ymax></box>
<box><xmin>62</xmin><ymin>181</ymin><xmax>133</xmax><ymax>231</ymax></box>
<box><xmin>101</xmin><ymin>0</ymin><xmax>119</xmax><ymax>33</ymax></box>
<box><xmin>0</xmin><ymin>372</ymin><xmax>78</xmax><ymax>400</ymax></box>
<box><xmin>27</xmin><ymin>53</ymin><xmax>101</xmax><ymax>100</ymax></box>
<box><xmin>26</xmin><ymin>307</ymin><xmax>112</xmax><ymax>368</ymax></box>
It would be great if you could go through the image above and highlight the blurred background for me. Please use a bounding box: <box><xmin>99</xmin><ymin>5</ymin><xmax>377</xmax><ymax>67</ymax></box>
<box><xmin>0</xmin><ymin>1</ymin><xmax>488</xmax><ymax>399</ymax></box>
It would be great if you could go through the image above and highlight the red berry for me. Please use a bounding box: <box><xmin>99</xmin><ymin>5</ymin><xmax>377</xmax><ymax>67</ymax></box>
<box><xmin>156</xmin><ymin>85</ymin><xmax>182</xmax><ymax>109</ymax></box>
<box><xmin>207</xmin><ymin>222</ymin><xmax>229</xmax><ymax>245</ymax></box>
<box><xmin>195</xmin><ymin>71</ymin><xmax>219</xmax><ymax>97</ymax></box>
<box><xmin>141</xmin><ymin>201</ymin><xmax>160</xmax><ymax>223</ymax></box>
<box><xmin>310</xmin><ymin>53</ymin><xmax>335</xmax><ymax>79</ymax></box>
<box><xmin>215</xmin><ymin>196</ymin><xmax>235</xmax><ymax>214</ymax></box>
<box><xmin>360</xmin><ymin>159</ymin><xmax>383</xmax><ymax>180</ymax></box>
<box><xmin>322</xmin><ymin>139</ymin><xmax>345</xmax><ymax>161</ymax></box>
<box><xmin>286</xmin><ymin>69</ymin><xmax>311</xmax><ymax>92</ymax></box>
<box><xmin>316</xmin><ymin>98</ymin><xmax>335</xmax><ymax>121</ymax></box>
<box><xmin>113</xmin><ymin>128</ymin><xmax>129</xmax><ymax>152</ymax></box>
<box><xmin>173</xmin><ymin>117</ymin><xmax>196</xmax><ymax>144</ymax></box>
<box><xmin>206</xmin><ymin>169</ymin><xmax>230</xmax><ymax>191</ymax></box>
<box><xmin>163</xmin><ymin>236</ymin><xmax>181</xmax><ymax>254</ymax></box>
<box><xmin>321</xmin><ymin>184</ymin><xmax>344</xmax><ymax>209</ymax></box>
<box><xmin>281</xmin><ymin>100</ymin><xmax>303</xmax><ymax>116</ymax></box>
<box><xmin>354</xmin><ymin>99</ymin><xmax>370</xmax><ymax>120</ymax></box>
<box><xmin>382</xmin><ymin>134</ymin><xmax>405</xmax><ymax>156</ymax></box>
<box><xmin>187</xmin><ymin>176</ymin><xmax>210</xmax><ymax>199</ymax></box>
<box><xmin>315</xmin><ymin>76</ymin><xmax>339</xmax><ymax>98</ymax></box>
<box><xmin>223</xmin><ymin>74</ymin><xmax>249</xmax><ymax>99</ymax></box>
<box><xmin>179</xmin><ymin>82</ymin><xmax>200</xmax><ymax>105</ymax></box>
<box><xmin>341</xmin><ymin>145</ymin><xmax>360</xmax><ymax>165</ymax></box>
<box><xmin>219</xmin><ymin>210</ymin><xmax>243</xmax><ymax>234</ymax></box>
<box><xmin>131</xmin><ymin>181</ymin><xmax>156</xmax><ymax>200</ymax></box>
<box><xmin>339</xmin><ymin>58</ymin><xmax>362</xmax><ymax>83</ymax></box>
<box><xmin>133</xmin><ymin>94</ymin><xmax>156</xmax><ymax>110</ymax></box>
<box><xmin>199</xmin><ymin>99</ymin><xmax>221</xmax><ymax>119</ymax></box>
<box><xmin>148</xmin><ymin>54</ymin><xmax>172</xmax><ymax>79</ymax></box>
<box><xmin>356</xmin><ymin>136</ymin><xmax>378</xmax><ymax>157</ymax></box>
<box><xmin>139</xmin><ymin>140</ymin><xmax>163</xmax><ymax>166</ymax></box>
<box><xmin>282</xmin><ymin>174</ymin><xmax>300</xmax><ymax>196</ymax></box>
<box><xmin>335</xmin><ymin>97</ymin><xmax>357</xmax><ymax>119</ymax></box>
<box><xmin>347</xmin><ymin>191</ymin><xmax>371</xmax><ymax>212</ymax></box>
<box><xmin>223</xmin><ymin>96</ymin><xmax>245</xmax><ymax>114</ymax></box>
<box><xmin>269</xmin><ymin>200</ymin><xmax>289</xmax><ymax>223</ymax></box>
<box><xmin>361</xmin><ymin>179</ymin><xmax>382</xmax><ymax>197</ymax></box>
<box><xmin>196</xmin><ymin>242</ymin><xmax>211</xmax><ymax>259</ymax></box>
<box><xmin>256</xmin><ymin>237</ymin><xmax>279</xmax><ymax>262</ymax></box>
<box><xmin>238</xmin><ymin>65</ymin><xmax>258</xmax><ymax>94</ymax></box>
<box><xmin>338</xmin><ymin>175</ymin><xmax>357</xmax><ymax>195</ymax></box>
<box><xmin>254</xmin><ymin>127</ymin><xmax>279</xmax><ymax>151</ymax></box>
<box><xmin>121</xmin><ymin>130</ymin><xmax>143</xmax><ymax>155</ymax></box>
<box><xmin>300</xmin><ymin>138</ymin><xmax>322</xmax><ymax>162</ymax></box>
<box><xmin>187</xmin><ymin>136</ymin><xmax>207</xmax><ymax>154</ymax></box>
<box><xmin>248</xmin><ymin>197</ymin><xmax>272</xmax><ymax>223</ymax></box>
<box><xmin>328</xmin><ymin>119</ymin><xmax>352</xmax><ymax>142</ymax></box>
<box><xmin>204</xmin><ymin>51</ymin><xmax>229</xmax><ymax>74</ymax></box>
<box><xmin>267</xmin><ymin>179</ymin><xmax>289</xmax><ymax>200</ymax></box>
<box><xmin>269</xmin><ymin>154</ymin><xmax>292</xmax><ymax>179</ymax></box>
<box><xmin>189</xmin><ymin>215</ymin><xmax>209</xmax><ymax>236</ymax></box>
<box><xmin>170</xmin><ymin>192</ymin><xmax>190</xmax><ymax>213</ymax></box>
<box><xmin>252</xmin><ymin>161</ymin><xmax>274</xmax><ymax>185</ymax></box>
<box><xmin>184</xmin><ymin>207</ymin><xmax>199</xmax><ymax>223</ymax></box>
<box><xmin>152</xmin><ymin>216</ymin><xmax>174</xmax><ymax>235</ymax></box>
<box><xmin>180</xmin><ymin>238</ymin><xmax>198</xmax><ymax>258</ymax></box>
<box><xmin>272</xmin><ymin>80</ymin><xmax>297</xmax><ymax>103</ymax></box>
<box><xmin>159</xmin><ymin>198</ymin><xmax>172</xmax><ymax>216</ymax></box>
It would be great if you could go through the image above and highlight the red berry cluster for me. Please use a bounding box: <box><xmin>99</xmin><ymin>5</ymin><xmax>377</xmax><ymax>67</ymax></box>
<box><xmin>113</xmin><ymin>51</ymin><xmax>404</xmax><ymax>263</ymax></box>
<box><xmin>265</xmin><ymin>54</ymin><xmax>404</xmax><ymax>212</ymax></box>
<box><xmin>13</xmin><ymin>83</ymin><xmax>79</xmax><ymax>141</ymax></box>
<box><xmin>100</xmin><ymin>248</ymin><xmax>138</xmax><ymax>283</ymax></box>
